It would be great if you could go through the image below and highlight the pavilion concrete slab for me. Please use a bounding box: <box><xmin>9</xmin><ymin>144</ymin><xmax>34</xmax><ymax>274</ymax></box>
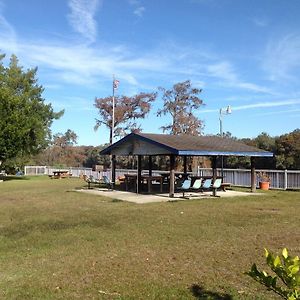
<box><xmin>77</xmin><ymin>188</ymin><xmax>262</xmax><ymax>204</ymax></box>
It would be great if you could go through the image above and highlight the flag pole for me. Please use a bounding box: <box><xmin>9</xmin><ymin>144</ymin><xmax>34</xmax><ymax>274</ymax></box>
<box><xmin>112</xmin><ymin>74</ymin><xmax>115</xmax><ymax>144</ymax></box>
<box><xmin>110</xmin><ymin>75</ymin><xmax>118</xmax><ymax>189</ymax></box>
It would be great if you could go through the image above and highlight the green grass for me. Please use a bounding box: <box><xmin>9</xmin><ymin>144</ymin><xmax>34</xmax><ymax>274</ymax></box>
<box><xmin>0</xmin><ymin>176</ymin><xmax>299</xmax><ymax>299</ymax></box>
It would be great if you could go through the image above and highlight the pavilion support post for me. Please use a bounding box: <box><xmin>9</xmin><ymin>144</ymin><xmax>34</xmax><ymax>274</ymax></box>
<box><xmin>111</xmin><ymin>154</ymin><xmax>116</xmax><ymax>189</ymax></box>
<box><xmin>212</xmin><ymin>156</ymin><xmax>217</xmax><ymax>196</ymax></box>
<box><xmin>251</xmin><ymin>157</ymin><xmax>256</xmax><ymax>193</ymax></box>
<box><xmin>169</xmin><ymin>155</ymin><xmax>175</xmax><ymax>198</ymax></box>
<box><xmin>137</xmin><ymin>155</ymin><xmax>142</xmax><ymax>194</ymax></box>
<box><xmin>183</xmin><ymin>156</ymin><xmax>187</xmax><ymax>175</ymax></box>
<box><xmin>148</xmin><ymin>155</ymin><xmax>153</xmax><ymax>176</ymax></box>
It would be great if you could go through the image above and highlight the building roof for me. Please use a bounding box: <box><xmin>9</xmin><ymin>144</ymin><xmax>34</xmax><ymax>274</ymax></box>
<box><xmin>100</xmin><ymin>132</ymin><xmax>273</xmax><ymax>157</ymax></box>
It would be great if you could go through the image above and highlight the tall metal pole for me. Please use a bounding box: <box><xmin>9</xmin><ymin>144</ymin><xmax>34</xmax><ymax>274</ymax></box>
<box><xmin>111</xmin><ymin>75</ymin><xmax>116</xmax><ymax>188</ymax></box>
<box><xmin>219</xmin><ymin>109</ymin><xmax>223</xmax><ymax>137</ymax></box>
<box><xmin>112</xmin><ymin>74</ymin><xmax>115</xmax><ymax>144</ymax></box>
<box><xmin>219</xmin><ymin>106</ymin><xmax>231</xmax><ymax>179</ymax></box>
<box><xmin>219</xmin><ymin>109</ymin><xmax>224</xmax><ymax>178</ymax></box>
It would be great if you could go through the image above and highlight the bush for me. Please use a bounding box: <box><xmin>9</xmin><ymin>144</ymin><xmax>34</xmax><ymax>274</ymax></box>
<box><xmin>246</xmin><ymin>248</ymin><xmax>300</xmax><ymax>299</ymax></box>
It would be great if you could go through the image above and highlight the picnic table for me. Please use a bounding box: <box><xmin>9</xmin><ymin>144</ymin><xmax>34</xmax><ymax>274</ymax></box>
<box><xmin>49</xmin><ymin>171</ymin><xmax>71</xmax><ymax>179</ymax></box>
<box><xmin>124</xmin><ymin>174</ymin><xmax>164</xmax><ymax>193</ymax></box>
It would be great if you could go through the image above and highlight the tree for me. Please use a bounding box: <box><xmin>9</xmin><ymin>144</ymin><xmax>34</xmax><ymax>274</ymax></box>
<box><xmin>275</xmin><ymin>129</ymin><xmax>300</xmax><ymax>169</ymax></box>
<box><xmin>254</xmin><ymin>132</ymin><xmax>276</xmax><ymax>152</ymax></box>
<box><xmin>157</xmin><ymin>80</ymin><xmax>205</xmax><ymax>135</ymax></box>
<box><xmin>34</xmin><ymin>129</ymin><xmax>83</xmax><ymax>167</ymax></box>
<box><xmin>53</xmin><ymin>129</ymin><xmax>78</xmax><ymax>148</ymax></box>
<box><xmin>94</xmin><ymin>92</ymin><xmax>157</xmax><ymax>144</ymax></box>
<box><xmin>0</xmin><ymin>54</ymin><xmax>63</xmax><ymax>166</ymax></box>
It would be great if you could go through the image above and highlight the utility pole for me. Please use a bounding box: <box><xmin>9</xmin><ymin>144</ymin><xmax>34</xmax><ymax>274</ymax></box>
<box><xmin>219</xmin><ymin>105</ymin><xmax>232</xmax><ymax>177</ymax></box>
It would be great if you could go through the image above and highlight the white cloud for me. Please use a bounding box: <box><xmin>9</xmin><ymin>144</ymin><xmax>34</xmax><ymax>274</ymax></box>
<box><xmin>263</xmin><ymin>33</ymin><xmax>300</xmax><ymax>81</ymax></box>
<box><xmin>133</xmin><ymin>6</ymin><xmax>145</xmax><ymax>17</ymax></box>
<box><xmin>255</xmin><ymin>108</ymin><xmax>300</xmax><ymax>117</ymax></box>
<box><xmin>233</xmin><ymin>99</ymin><xmax>300</xmax><ymax>111</ymax></box>
<box><xmin>252</xmin><ymin>17</ymin><xmax>269</xmax><ymax>27</ymax></box>
<box><xmin>129</xmin><ymin>0</ymin><xmax>145</xmax><ymax>17</ymax></box>
<box><xmin>0</xmin><ymin>7</ymin><xmax>282</xmax><ymax>100</ymax></box>
<box><xmin>207</xmin><ymin>61</ymin><xmax>274</xmax><ymax>94</ymax></box>
<box><xmin>67</xmin><ymin>0</ymin><xmax>100</xmax><ymax>43</ymax></box>
<box><xmin>0</xmin><ymin>4</ymin><xmax>17</xmax><ymax>53</ymax></box>
<box><xmin>200</xmin><ymin>99</ymin><xmax>300</xmax><ymax>113</ymax></box>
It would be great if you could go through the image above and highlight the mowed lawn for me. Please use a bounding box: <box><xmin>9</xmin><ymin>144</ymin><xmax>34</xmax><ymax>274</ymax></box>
<box><xmin>0</xmin><ymin>176</ymin><xmax>299</xmax><ymax>299</ymax></box>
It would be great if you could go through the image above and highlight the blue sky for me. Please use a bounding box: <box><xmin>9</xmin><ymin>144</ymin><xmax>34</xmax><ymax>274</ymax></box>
<box><xmin>0</xmin><ymin>0</ymin><xmax>300</xmax><ymax>146</ymax></box>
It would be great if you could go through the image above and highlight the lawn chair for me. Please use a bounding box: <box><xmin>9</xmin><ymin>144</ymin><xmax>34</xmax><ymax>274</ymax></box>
<box><xmin>189</xmin><ymin>178</ymin><xmax>203</xmax><ymax>192</ymax></box>
<box><xmin>212</xmin><ymin>178</ymin><xmax>222</xmax><ymax>197</ymax></box>
<box><xmin>200</xmin><ymin>178</ymin><xmax>212</xmax><ymax>192</ymax></box>
<box><xmin>85</xmin><ymin>175</ymin><xmax>100</xmax><ymax>189</ymax></box>
<box><xmin>177</xmin><ymin>178</ymin><xmax>192</xmax><ymax>198</ymax></box>
<box><xmin>101</xmin><ymin>175</ymin><xmax>113</xmax><ymax>190</ymax></box>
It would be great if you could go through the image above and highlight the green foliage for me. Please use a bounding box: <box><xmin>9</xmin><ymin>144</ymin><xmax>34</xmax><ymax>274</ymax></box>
<box><xmin>157</xmin><ymin>80</ymin><xmax>204</xmax><ymax>135</ymax></box>
<box><xmin>0</xmin><ymin>53</ymin><xmax>63</xmax><ymax>165</ymax></box>
<box><xmin>246</xmin><ymin>248</ymin><xmax>300</xmax><ymax>299</ymax></box>
<box><xmin>94</xmin><ymin>92</ymin><xmax>157</xmax><ymax>143</ymax></box>
<box><xmin>275</xmin><ymin>129</ymin><xmax>300</xmax><ymax>169</ymax></box>
<box><xmin>225</xmin><ymin>130</ymin><xmax>300</xmax><ymax>169</ymax></box>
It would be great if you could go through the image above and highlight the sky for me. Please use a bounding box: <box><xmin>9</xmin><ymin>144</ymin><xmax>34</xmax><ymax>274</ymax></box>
<box><xmin>0</xmin><ymin>0</ymin><xmax>300</xmax><ymax>146</ymax></box>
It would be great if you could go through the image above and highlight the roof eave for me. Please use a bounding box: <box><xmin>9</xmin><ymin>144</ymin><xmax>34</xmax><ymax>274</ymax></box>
<box><xmin>178</xmin><ymin>150</ymin><xmax>273</xmax><ymax>157</ymax></box>
<box><xmin>100</xmin><ymin>132</ymin><xmax>178</xmax><ymax>155</ymax></box>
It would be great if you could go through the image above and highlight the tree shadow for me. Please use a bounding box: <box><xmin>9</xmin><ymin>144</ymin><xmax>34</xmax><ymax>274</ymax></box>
<box><xmin>190</xmin><ymin>284</ymin><xmax>233</xmax><ymax>300</ymax></box>
<box><xmin>0</xmin><ymin>176</ymin><xmax>29</xmax><ymax>181</ymax></box>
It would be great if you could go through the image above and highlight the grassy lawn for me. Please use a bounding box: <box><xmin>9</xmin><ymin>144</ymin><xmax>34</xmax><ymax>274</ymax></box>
<box><xmin>0</xmin><ymin>176</ymin><xmax>299</xmax><ymax>299</ymax></box>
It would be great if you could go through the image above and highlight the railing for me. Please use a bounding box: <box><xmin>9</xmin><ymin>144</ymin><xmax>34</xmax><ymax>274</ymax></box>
<box><xmin>24</xmin><ymin>166</ymin><xmax>300</xmax><ymax>190</ymax></box>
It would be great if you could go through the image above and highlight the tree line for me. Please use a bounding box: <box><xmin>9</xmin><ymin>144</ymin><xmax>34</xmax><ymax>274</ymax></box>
<box><xmin>25</xmin><ymin>129</ymin><xmax>300</xmax><ymax>171</ymax></box>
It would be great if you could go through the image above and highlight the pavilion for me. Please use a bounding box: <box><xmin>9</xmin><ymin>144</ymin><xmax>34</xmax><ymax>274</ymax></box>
<box><xmin>100</xmin><ymin>132</ymin><xmax>273</xmax><ymax>197</ymax></box>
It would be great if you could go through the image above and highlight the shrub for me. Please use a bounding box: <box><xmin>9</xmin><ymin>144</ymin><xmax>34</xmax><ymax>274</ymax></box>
<box><xmin>246</xmin><ymin>248</ymin><xmax>300</xmax><ymax>299</ymax></box>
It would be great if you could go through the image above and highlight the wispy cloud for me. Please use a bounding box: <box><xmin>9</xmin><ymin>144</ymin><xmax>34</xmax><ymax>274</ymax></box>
<box><xmin>255</xmin><ymin>108</ymin><xmax>300</xmax><ymax>117</ymax></box>
<box><xmin>0</xmin><ymin>4</ymin><xmax>283</xmax><ymax>101</ymax></box>
<box><xmin>252</xmin><ymin>17</ymin><xmax>269</xmax><ymax>27</ymax></box>
<box><xmin>263</xmin><ymin>33</ymin><xmax>300</xmax><ymax>81</ymax></box>
<box><xmin>129</xmin><ymin>0</ymin><xmax>145</xmax><ymax>17</ymax></box>
<box><xmin>67</xmin><ymin>0</ymin><xmax>100</xmax><ymax>43</ymax></box>
<box><xmin>207</xmin><ymin>61</ymin><xmax>274</xmax><ymax>94</ymax></box>
<box><xmin>200</xmin><ymin>99</ymin><xmax>300</xmax><ymax>113</ymax></box>
<box><xmin>0</xmin><ymin>3</ymin><xmax>17</xmax><ymax>53</ymax></box>
<box><xmin>134</xmin><ymin>6</ymin><xmax>145</xmax><ymax>17</ymax></box>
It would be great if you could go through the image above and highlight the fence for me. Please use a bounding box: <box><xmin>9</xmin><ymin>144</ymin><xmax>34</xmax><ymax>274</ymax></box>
<box><xmin>24</xmin><ymin>166</ymin><xmax>300</xmax><ymax>190</ymax></box>
<box><xmin>208</xmin><ymin>168</ymin><xmax>300</xmax><ymax>190</ymax></box>
<box><xmin>24</xmin><ymin>166</ymin><xmax>102</xmax><ymax>179</ymax></box>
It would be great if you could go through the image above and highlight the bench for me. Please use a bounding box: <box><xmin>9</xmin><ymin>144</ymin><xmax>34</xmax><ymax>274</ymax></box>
<box><xmin>221</xmin><ymin>183</ymin><xmax>232</xmax><ymax>192</ymax></box>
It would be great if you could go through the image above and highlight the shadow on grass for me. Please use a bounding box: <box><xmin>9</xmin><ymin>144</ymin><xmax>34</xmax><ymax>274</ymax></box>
<box><xmin>0</xmin><ymin>176</ymin><xmax>29</xmax><ymax>181</ymax></box>
<box><xmin>190</xmin><ymin>284</ymin><xmax>233</xmax><ymax>300</ymax></box>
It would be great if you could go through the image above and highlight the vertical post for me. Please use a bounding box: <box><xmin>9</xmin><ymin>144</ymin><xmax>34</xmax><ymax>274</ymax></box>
<box><xmin>284</xmin><ymin>169</ymin><xmax>288</xmax><ymax>190</ymax></box>
<box><xmin>169</xmin><ymin>155</ymin><xmax>175</xmax><ymax>198</ymax></box>
<box><xmin>183</xmin><ymin>156</ymin><xmax>187</xmax><ymax>175</ymax></box>
<box><xmin>251</xmin><ymin>157</ymin><xmax>256</xmax><ymax>193</ymax></box>
<box><xmin>148</xmin><ymin>155</ymin><xmax>152</xmax><ymax>176</ymax></box>
<box><xmin>111</xmin><ymin>154</ymin><xmax>116</xmax><ymax>189</ymax></box>
<box><xmin>212</xmin><ymin>156</ymin><xmax>217</xmax><ymax>196</ymax></box>
<box><xmin>137</xmin><ymin>155</ymin><xmax>142</xmax><ymax>194</ymax></box>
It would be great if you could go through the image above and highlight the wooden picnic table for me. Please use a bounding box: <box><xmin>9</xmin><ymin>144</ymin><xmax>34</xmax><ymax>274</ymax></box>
<box><xmin>49</xmin><ymin>171</ymin><xmax>70</xmax><ymax>179</ymax></box>
<box><xmin>124</xmin><ymin>174</ymin><xmax>164</xmax><ymax>193</ymax></box>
